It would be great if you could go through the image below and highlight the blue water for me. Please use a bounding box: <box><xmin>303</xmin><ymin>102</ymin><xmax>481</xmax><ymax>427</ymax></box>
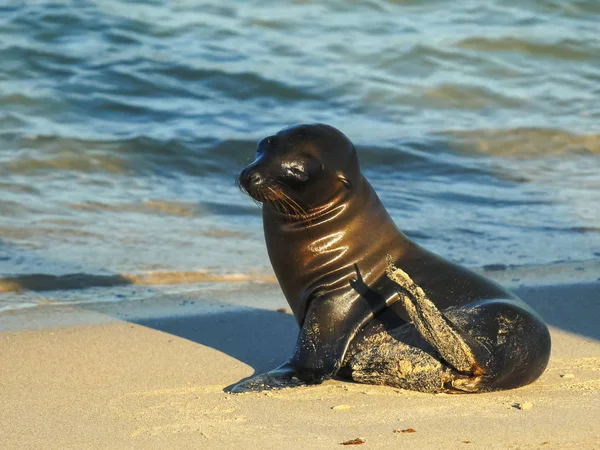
<box><xmin>0</xmin><ymin>1</ymin><xmax>599</xmax><ymax>307</ymax></box>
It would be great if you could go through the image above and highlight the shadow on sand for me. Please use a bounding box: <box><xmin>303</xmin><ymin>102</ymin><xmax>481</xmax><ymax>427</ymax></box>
<box><xmin>132</xmin><ymin>281</ymin><xmax>600</xmax><ymax>393</ymax></box>
<box><xmin>135</xmin><ymin>309</ymin><xmax>298</xmax><ymax>377</ymax></box>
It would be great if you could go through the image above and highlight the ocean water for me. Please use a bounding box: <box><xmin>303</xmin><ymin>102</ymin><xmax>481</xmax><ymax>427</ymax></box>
<box><xmin>1</xmin><ymin>0</ymin><xmax>599</xmax><ymax>310</ymax></box>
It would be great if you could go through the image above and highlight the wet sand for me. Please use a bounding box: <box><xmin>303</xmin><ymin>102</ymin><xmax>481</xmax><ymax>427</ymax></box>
<box><xmin>1</xmin><ymin>281</ymin><xmax>599</xmax><ymax>449</ymax></box>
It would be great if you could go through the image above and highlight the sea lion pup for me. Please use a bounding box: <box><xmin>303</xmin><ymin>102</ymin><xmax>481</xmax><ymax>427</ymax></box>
<box><xmin>232</xmin><ymin>124</ymin><xmax>550</xmax><ymax>394</ymax></box>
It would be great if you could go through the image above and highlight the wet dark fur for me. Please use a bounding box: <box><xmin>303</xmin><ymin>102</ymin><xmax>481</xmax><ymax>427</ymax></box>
<box><xmin>231</xmin><ymin>123</ymin><xmax>551</xmax><ymax>394</ymax></box>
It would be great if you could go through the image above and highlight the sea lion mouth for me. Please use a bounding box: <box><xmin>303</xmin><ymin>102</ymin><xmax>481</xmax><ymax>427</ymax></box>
<box><xmin>237</xmin><ymin>170</ymin><xmax>309</xmax><ymax>218</ymax></box>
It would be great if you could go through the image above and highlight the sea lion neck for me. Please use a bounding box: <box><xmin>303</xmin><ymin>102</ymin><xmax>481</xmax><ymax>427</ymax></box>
<box><xmin>262</xmin><ymin>175</ymin><xmax>399</xmax><ymax>324</ymax></box>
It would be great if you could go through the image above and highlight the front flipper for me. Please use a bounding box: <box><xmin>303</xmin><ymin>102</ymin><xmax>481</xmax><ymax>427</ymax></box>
<box><xmin>287</xmin><ymin>279</ymin><xmax>391</xmax><ymax>384</ymax></box>
<box><xmin>384</xmin><ymin>255</ymin><xmax>490</xmax><ymax>391</ymax></box>
<box><xmin>231</xmin><ymin>278</ymin><xmax>389</xmax><ymax>393</ymax></box>
<box><xmin>229</xmin><ymin>362</ymin><xmax>307</xmax><ymax>393</ymax></box>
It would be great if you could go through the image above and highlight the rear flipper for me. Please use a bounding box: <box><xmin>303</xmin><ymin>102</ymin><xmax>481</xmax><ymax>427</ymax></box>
<box><xmin>346</xmin><ymin>331</ymin><xmax>477</xmax><ymax>393</ymax></box>
<box><xmin>390</xmin><ymin>255</ymin><xmax>493</xmax><ymax>384</ymax></box>
<box><xmin>348</xmin><ymin>257</ymin><xmax>494</xmax><ymax>393</ymax></box>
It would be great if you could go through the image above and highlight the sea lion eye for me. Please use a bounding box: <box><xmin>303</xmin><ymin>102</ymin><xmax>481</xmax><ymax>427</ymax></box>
<box><xmin>281</xmin><ymin>165</ymin><xmax>309</xmax><ymax>184</ymax></box>
<box><xmin>287</xmin><ymin>167</ymin><xmax>305</xmax><ymax>178</ymax></box>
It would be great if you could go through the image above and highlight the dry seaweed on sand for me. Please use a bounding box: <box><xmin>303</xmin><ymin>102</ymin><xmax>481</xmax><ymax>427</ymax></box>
<box><xmin>340</xmin><ymin>437</ymin><xmax>366</xmax><ymax>445</ymax></box>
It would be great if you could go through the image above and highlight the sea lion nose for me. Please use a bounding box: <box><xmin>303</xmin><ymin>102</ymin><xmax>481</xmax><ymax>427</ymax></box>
<box><xmin>248</xmin><ymin>172</ymin><xmax>263</xmax><ymax>186</ymax></box>
<box><xmin>240</xmin><ymin>168</ymin><xmax>264</xmax><ymax>189</ymax></box>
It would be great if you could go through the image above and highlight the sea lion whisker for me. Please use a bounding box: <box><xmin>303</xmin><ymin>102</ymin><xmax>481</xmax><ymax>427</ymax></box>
<box><xmin>267</xmin><ymin>187</ymin><xmax>290</xmax><ymax>216</ymax></box>
<box><xmin>272</xmin><ymin>182</ymin><xmax>309</xmax><ymax>218</ymax></box>
<box><xmin>274</xmin><ymin>197</ymin><xmax>290</xmax><ymax>216</ymax></box>
<box><xmin>266</xmin><ymin>185</ymin><xmax>305</xmax><ymax>218</ymax></box>
<box><xmin>266</xmin><ymin>188</ymin><xmax>282</xmax><ymax>214</ymax></box>
<box><xmin>277</xmin><ymin>191</ymin><xmax>304</xmax><ymax>218</ymax></box>
<box><xmin>279</xmin><ymin>190</ymin><xmax>308</xmax><ymax>218</ymax></box>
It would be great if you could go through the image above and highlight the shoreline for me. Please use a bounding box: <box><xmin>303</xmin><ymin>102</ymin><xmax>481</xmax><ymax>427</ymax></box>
<box><xmin>1</xmin><ymin>279</ymin><xmax>599</xmax><ymax>448</ymax></box>
<box><xmin>1</xmin><ymin>257</ymin><xmax>598</xmax><ymax>318</ymax></box>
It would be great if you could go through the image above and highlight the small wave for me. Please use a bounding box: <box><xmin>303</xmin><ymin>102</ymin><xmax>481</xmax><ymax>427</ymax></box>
<box><xmin>356</xmin><ymin>142</ymin><xmax>431</xmax><ymax>168</ymax></box>
<box><xmin>569</xmin><ymin>226</ymin><xmax>600</xmax><ymax>233</ymax></box>
<box><xmin>0</xmin><ymin>226</ymin><xmax>101</xmax><ymax>240</ymax></box>
<box><xmin>359</xmin><ymin>138</ymin><xmax>495</xmax><ymax>181</ymax></box>
<box><xmin>2</xmin><ymin>135</ymin><xmax>253</xmax><ymax>177</ymax></box>
<box><xmin>66</xmin><ymin>200</ymin><xmax>258</xmax><ymax>218</ymax></box>
<box><xmin>0</xmin><ymin>181</ymin><xmax>40</xmax><ymax>195</ymax></box>
<box><xmin>0</xmin><ymin>271</ymin><xmax>276</xmax><ymax>293</ymax></box>
<box><xmin>0</xmin><ymin>201</ymin><xmax>40</xmax><ymax>217</ymax></box>
<box><xmin>479</xmin><ymin>259</ymin><xmax>600</xmax><ymax>287</ymax></box>
<box><xmin>441</xmin><ymin>128</ymin><xmax>600</xmax><ymax>157</ymax></box>
<box><xmin>456</xmin><ymin>37</ymin><xmax>597</xmax><ymax>61</ymax></box>
<box><xmin>3</xmin><ymin>152</ymin><xmax>128</xmax><ymax>175</ymax></box>
<box><xmin>150</xmin><ymin>64</ymin><xmax>322</xmax><ymax>102</ymax></box>
<box><xmin>432</xmin><ymin>191</ymin><xmax>552</xmax><ymax>207</ymax></box>
<box><xmin>67</xmin><ymin>200</ymin><xmax>202</xmax><ymax>217</ymax></box>
<box><xmin>423</xmin><ymin>83</ymin><xmax>527</xmax><ymax>110</ymax></box>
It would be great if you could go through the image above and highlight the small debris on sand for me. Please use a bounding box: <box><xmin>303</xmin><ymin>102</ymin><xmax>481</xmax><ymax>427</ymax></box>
<box><xmin>275</xmin><ymin>307</ymin><xmax>289</xmax><ymax>314</ymax></box>
<box><xmin>394</xmin><ymin>428</ymin><xmax>417</xmax><ymax>434</ymax></box>
<box><xmin>514</xmin><ymin>402</ymin><xmax>533</xmax><ymax>410</ymax></box>
<box><xmin>560</xmin><ymin>373</ymin><xmax>575</xmax><ymax>379</ymax></box>
<box><xmin>332</xmin><ymin>405</ymin><xmax>352</xmax><ymax>411</ymax></box>
<box><xmin>340</xmin><ymin>438</ymin><xmax>365</xmax><ymax>445</ymax></box>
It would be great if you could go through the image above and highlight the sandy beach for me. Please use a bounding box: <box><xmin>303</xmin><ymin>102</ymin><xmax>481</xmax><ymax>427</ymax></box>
<box><xmin>2</xmin><ymin>1</ymin><xmax>600</xmax><ymax>449</ymax></box>
<box><xmin>1</xmin><ymin>277</ymin><xmax>599</xmax><ymax>449</ymax></box>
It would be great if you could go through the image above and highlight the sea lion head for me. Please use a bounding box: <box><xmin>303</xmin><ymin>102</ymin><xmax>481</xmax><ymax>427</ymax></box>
<box><xmin>238</xmin><ymin>124</ymin><xmax>361</xmax><ymax>217</ymax></box>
